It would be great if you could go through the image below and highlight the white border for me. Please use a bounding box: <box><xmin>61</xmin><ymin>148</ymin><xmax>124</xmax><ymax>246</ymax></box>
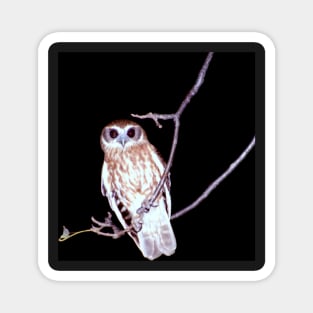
<box><xmin>38</xmin><ymin>32</ymin><xmax>275</xmax><ymax>281</ymax></box>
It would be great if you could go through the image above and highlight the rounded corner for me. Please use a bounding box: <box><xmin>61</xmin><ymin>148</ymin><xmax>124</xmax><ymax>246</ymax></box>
<box><xmin>37</xmin><ymin>258</ymin><xmax>61</xmax><ymax>282</ymax></box>
<box><xmin>250</xmin><ymin>32</ymin><xmax>276</xmax><ymax>53</ymax></box>
<box><xmin>38</xmin><ymin>32</ymin><xmax>63</xmax><ymax>55</ymax></box>
<box><xmin>253</xmin><ymin>258</ymin><xmax>276</xmax><ymax>281</ymax></box>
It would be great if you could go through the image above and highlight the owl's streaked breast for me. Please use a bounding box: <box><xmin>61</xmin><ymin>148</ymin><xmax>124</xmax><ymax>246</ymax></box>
<box><xmin>105</xmin><ymin>143</ymin><xmax>162</xmax><ymax>211</ymax></box>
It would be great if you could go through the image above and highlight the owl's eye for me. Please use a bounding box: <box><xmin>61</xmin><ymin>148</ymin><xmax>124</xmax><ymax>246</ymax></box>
<box><xmin>127</xmin><ymin>128</ymin><xmax>135</xmax><ymax>138</ymax></box>
<box><xmin>109</xmin><ymin>129</ymin><xmax>118</xmax><ymax>139</ymax></box>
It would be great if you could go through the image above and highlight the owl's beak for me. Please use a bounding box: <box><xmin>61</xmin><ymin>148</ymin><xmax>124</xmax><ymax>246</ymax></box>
<box><xmin>117</xmin><ymin>135</ymin><xmax>127</xmax><ymax>147</ymax></box>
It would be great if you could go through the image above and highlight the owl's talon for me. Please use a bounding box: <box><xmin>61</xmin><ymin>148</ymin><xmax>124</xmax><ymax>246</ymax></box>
<box><xmin>136</xmin><ymin>206</ymin><xmax>148</xmax><ymax>215</ymax></box>
<box><xmin>133</xmin><ymin>221</ymin><xmax>143</xmax><ymax>232</ymax></box>
<box><xmin>137</xmin><ymin>199</ymin><xmax>154</xmax><ymax>215</ymax></box>
<box><xmin>132</xmin><ymin>215</ymin><xmax>143</xmax><ymax>232</ymax></box>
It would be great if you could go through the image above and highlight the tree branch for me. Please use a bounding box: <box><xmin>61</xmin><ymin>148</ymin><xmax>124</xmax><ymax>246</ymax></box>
<box><xmin>171</xmin><ymin>136</ymin><xmax>256</xmax><ymax>220</ymax></box>
<box><xmin>132</xmin><ymin>52</ymin><xmax>214</xmax><ymax>215</ymax></box>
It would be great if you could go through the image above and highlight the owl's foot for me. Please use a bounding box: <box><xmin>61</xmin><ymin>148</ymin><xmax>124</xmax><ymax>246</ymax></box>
<box><xmin>132</xmin><ymin>214</ymin><xmax>144</xmax><ymax>232</ymax></box>
<box><xmin>133</xmin><ymin>200</ymin><xmax>150</xmax><ymax>232</ymax></box>
<box><xmin>136</xmin><ymin>199</ymin><xmax>158</xmax><ymax>215</ymax></box>
<box><xmin>136</xmin><ymin>200</ymin><xmax>150</xmax><ymax>214</ymax></box>
<box><xmin>134</xmin><ymin>199</ymin><xmax>158</xmax><ymax>232</ymax></box>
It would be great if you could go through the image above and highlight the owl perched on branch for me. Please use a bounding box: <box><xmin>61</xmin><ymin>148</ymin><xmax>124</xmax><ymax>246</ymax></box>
<box><xmin>100</xmin><ymin>119</ymin><xmax>177</xmax><ymax>260</ymax></box>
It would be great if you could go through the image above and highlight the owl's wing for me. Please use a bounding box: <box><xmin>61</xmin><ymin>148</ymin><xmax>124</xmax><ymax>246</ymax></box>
<box><xmin>101</xmin><ymin>159</ymin><xmax>137</xmax><ymax>237</ymax></box>
<box><xmin>100</xmin><ymin>160</ymin><xmax>109</xmax><ymax>197</ymax></box>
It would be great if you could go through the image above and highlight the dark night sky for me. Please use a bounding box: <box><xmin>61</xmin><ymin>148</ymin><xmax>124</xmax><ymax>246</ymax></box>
<box><xmin>49</xmin><ymin>45</ymin><xmax>262</xmax><ymax>269</ymax></box>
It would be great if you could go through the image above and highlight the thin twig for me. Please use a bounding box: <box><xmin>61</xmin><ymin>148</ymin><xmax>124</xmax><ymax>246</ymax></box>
<box><xmin>171</xmin><ymin>136</ymin><xmax>256</xmax><ymax>220</ymax></box>
<box><xmin>58</xmin><ymin>212</ymin><xmax>132</xmax><ymax>241</ymax></box>
<box><xmin>58</xmin><ymin>226</ymin><xmax>92</xmax><ymax>242</ymax></box>
<box><xmin>131</xmin><ymin>112</ymin><xmax>175</xmax><ymax>128</ymax></box>
<box><xmin>90</xmin><ymin>213</ymin><xmax>131</xmax><ymax>239</ymax></box>
<box><xmin>133</xmin><ymin>52</ymin><xmax>214</xmax><ymax>214</ymax></box>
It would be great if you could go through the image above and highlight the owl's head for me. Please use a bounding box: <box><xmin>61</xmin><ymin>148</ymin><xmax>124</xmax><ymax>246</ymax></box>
<box><xmin>100</xmin><ymin>119</ymin><xmax>147</xmax><ymax>151</ymax></box>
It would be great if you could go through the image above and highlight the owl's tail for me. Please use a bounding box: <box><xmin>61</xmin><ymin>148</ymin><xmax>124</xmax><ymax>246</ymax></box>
<box><xmin>134</xmin><ymin>204</ymin><xmax>177</xmax><ymax>261</ymax></box>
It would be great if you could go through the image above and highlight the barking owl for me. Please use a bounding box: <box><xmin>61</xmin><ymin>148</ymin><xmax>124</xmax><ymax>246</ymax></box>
<box><xmin>100</xmin><ymin>119</ymin><xmax>177</xmax><ymax>260</ymax></box>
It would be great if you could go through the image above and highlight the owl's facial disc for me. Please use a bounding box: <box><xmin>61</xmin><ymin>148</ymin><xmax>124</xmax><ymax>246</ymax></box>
<box><xmin>101</xmin><ymin>122</ymin><xmax>144</xmax><ymax>151</ymax></box>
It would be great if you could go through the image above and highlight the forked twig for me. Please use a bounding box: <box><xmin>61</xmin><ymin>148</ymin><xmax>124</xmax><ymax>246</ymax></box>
<box><xmin>58</xmin><ymin>212</ymin><xmax>131</xmax><ymax>242</ymax></box>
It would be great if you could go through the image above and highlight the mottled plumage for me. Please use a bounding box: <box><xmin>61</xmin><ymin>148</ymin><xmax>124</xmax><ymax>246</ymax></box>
<box><xmin>100</xmin><ymin>119</ymin><xmax>176</xmax><ymax>260</ymax></box>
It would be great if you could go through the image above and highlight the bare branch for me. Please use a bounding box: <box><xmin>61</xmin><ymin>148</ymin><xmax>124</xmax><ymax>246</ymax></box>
<box><xmin>131</xmin><ymin>112</ymin><xmax>175</xmax><ymax>128</ymax></box>
<box><xmin>133</xmin><ymin>52</ymin><xmax>214</xmax><ymax>214</ymax></box>
<box><xmin>171</xmin><ymin>136</ymin><xmax>255</xmax><ymax>220</ymax></box>
<box><xmin>58</xmin><ymin>212</ymin><xmax>133</xmax><ymax>242</ymax></box>
<box><xmin>176</xmin><ymin>51</ymin><xmax>214</xmax><ymax>117</ymax></box>
<box><xmin>132</xmin><ymin>52</ymin><xmax>254</xmax><ymax>222</ymax></box>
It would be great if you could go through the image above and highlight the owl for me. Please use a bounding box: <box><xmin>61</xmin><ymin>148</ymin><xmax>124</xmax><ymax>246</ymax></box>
<box><xmin>100</xmin><ymin>119</ymin><xmax>177</xmax><ymax>260</ymax></box>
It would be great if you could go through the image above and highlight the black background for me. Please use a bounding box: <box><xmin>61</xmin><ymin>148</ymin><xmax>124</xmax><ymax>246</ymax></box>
<box><xmin>49</xmin><ymin>43</ymin><xmax>264</xmax><ymax>270</ymax></box>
